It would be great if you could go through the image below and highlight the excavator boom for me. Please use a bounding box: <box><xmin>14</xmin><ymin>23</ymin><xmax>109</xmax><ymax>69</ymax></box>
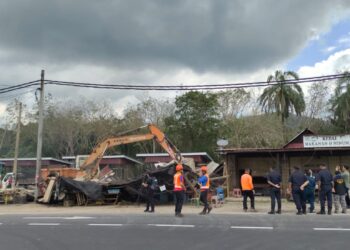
<box><xmin>80</xmin><ymin>133</ymin><xmax>155</xmax><ymax>169</ymax></box>
<box><xmin>79</xmin><ymin>124</ymin><xmax>182</xmax><ymax>180</ymax></box>
<box><xmin>148</xmin><ymin>124</ymin><xmax>182</xmax><ymax>164</ymax></box>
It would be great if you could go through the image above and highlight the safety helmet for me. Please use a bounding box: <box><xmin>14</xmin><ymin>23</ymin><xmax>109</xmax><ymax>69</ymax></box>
<box><xmin>176</xmin><ymin>164</ymin><xmax>183</xmax><ymax>171</ymax></box>
<box><xmin>200</xmin><ymin>166</ymin><xmax>208</xmax><ymax>172</ymax></box>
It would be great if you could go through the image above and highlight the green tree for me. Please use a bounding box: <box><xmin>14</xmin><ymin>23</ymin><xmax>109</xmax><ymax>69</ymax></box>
<box><xmin>330</xmin><ymin>72</ymin><xmax>350</xmax><ymax>132</ymax></box>
<box><xmin>304</xmin><ymin>81</ymin><xmax>330</xmax><ymax>130</ymax></box>
<box><xmin>217</xmin><ymin>89</ymin><xmax>251</xmax><ymax>120</ymax></box>
<box><xmin>259</xmin><ymin>70</ymin><xmax>305</xmax><ymax>141</ymax></box>
<box><xmin>165</xmin><ymin>91</ymin><xmax>220</xmax><ymax>158</ymax></box>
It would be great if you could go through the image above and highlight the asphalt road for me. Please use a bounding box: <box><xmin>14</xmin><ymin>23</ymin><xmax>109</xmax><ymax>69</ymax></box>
<box><xmin>0</xmin><ymin>213</ymin><xmax>349</xmax><ymax>250</ymax></box>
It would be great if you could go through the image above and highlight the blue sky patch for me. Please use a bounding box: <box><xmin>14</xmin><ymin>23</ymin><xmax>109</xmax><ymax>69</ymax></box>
<box><xmin>287</xmin><ymin>17</ymin><xmax>350</xmax><ymax>71</ymax></box>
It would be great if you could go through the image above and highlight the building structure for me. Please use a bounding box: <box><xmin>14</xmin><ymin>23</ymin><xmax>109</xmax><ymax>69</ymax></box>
<box><xmin>0</xmin><ymin>157</ymin><xmax>71</xmax><ymax>185</ymax></box>
<box><xmin>136</xmin><ymin>152</ymin><xmax>214</xmax><ymax>168</ymax></box>
<box><xmin>62</xmin><ymin>155</ymin><xmax>143</xmax><ymax>180</ymax></box>
<box><xmin>220</xmin><ymin>129</ymin><xmax>350</xmax><ymax>196</ymax></box>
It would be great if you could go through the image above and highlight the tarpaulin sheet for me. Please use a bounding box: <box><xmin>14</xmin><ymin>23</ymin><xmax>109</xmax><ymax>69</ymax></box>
<box><xmin>59</xmin><ymin>177</ymin><xmax>103</xmax><ymax>200</ymax></box>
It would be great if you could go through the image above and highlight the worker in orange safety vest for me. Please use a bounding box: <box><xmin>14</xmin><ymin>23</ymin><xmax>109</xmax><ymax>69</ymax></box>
<box><xmin>241</xmin><ymin>168</ymin><xmax>256</xmax><ymax>212</ymax></box>
<box><xmin>173</xmin><ymin>164</ymin><xmax>186</xmax><ymax>217</ymax></box>
<box><xmin>198</xmin><ymin>165</ymin><xmax>212</xmax><ymax>215</ymax></box>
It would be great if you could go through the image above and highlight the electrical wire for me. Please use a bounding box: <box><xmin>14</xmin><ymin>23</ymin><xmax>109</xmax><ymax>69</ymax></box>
<box><xmin>0</xmin><ymin>73</ymin><xmax>348</xmax><ymax>93</ymax></box>
<box><xmin>0</xmin><ymin>80</ymin><xmax>40</xmax><ymax>94</ymax></box>
<box><xmin>45</xmin><ymin>73</ymin><xmax>348</xmax><ymax>91</ymax></box>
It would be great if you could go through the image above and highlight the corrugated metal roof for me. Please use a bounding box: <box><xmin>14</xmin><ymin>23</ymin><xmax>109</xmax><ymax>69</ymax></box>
<box><xmin>219</xmin><ymin>147</ymin><xmax>350</xmax><ymax>154</ymax></box>
<box><xmin>136</xmin><ymin>152</ymin><xmax>214</xmax><ymax>162</ymax></box>
<box><xmin>283</xmin><ymin>128</ymin><xmax>314</xmax><ymax>149</ymax></box>
<box><xmin>62</xmin><ymin>155</ymin><xmax>143</xmax><ymax>165</ymax></box>
<box><xmin>0</xmin><ymin>157</ymin><xmax>71</xmax><ymax>165</ymax></box>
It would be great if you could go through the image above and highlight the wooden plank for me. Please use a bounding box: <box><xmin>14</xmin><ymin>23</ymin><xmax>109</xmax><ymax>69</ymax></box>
<box><xmin>42</xmin><ymin>177</ymin><xmax>56</xmax><ymax>203</ymax></box>
<box><xmin>210</xmin><ymin>175</ymin><xmax>229</xmax><ymax>181</ymax></box>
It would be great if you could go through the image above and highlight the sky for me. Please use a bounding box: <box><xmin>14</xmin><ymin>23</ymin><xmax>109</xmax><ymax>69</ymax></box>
<box><xmin>0</xmin><ymin>0</ymin><xmax>350</xmax><ymax>117</ymax></box>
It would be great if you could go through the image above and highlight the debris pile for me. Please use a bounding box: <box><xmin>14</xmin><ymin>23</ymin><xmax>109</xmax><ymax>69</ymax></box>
<box><xmin>39</xmin><ymin>164</ymin><xmax>199</xmax><ymax>206</ymax></box>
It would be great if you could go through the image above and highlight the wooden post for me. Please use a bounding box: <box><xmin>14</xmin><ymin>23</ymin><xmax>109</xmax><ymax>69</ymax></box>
<box><xmin>35</xmin><ymin>70</ymin><xmax>45</xmax><ymax>201</ymax></box>
<box><xmin>224</xmin><ymin>161</ymin><xmax>230</xmax><ymax>197</ymax></box>
<box><xmin>12</xmin><ymin>101</ymin><xmax>22</xmax><ymax>190</ymax></box>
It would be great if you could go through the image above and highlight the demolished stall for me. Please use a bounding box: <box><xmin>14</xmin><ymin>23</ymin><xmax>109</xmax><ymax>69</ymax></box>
<box><xmin>40</xmin><ymin>164</ymin><xmax>199</xmax><ymax>206</ymax></box>
<box><xmin>62</xmin><ymin>155</ymin><xmax>144</xmax><ymax>180</ymax></box>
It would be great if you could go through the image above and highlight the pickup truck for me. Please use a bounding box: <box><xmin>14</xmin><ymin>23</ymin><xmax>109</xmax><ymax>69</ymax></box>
<box><xmin>1</xmin><ymin>172</ymin><xmax>35</xmax><ymax>189</ymax></box>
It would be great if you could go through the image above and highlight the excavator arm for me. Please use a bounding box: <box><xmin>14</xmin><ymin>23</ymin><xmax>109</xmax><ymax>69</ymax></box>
<box><xmin>79</xmin><ymin>124</ymin><xmax>182</xmax><ymax>180</ymax></box>
<box><xmin>148</xmin><ymin>124</ymin><xmax>182</xmax><ymax>164</ymax></box>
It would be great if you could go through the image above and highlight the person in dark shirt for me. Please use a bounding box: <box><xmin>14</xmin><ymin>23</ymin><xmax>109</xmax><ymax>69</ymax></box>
<box><xmin>267</xmin><ymin>167</ymin><xmax>282</xmax><ymax>214</ymax></box>
<box><xmin>142</xmin><ymin>174</ymin><xmax>156</xmax><ymax>213</ymax></box>
<box><xmin>288</xmin><ymin>166</ymin><xmax>309</xmax><ymax>215</ymax></box>
<box><xmin>333</xmin><ymin>170</ymin><xmax>347</xmax><ymax>214</ymax></box>
<box><xmin>341</xmin><ymin>165</ymin><xmax>350</xmax><ymax>208</ymax></box>
<box><xmin>316</xmin><ymin>164</ymin><xmax>334</xmax><ymax>215</ymax></box>
<box><xmin>304</xmin><ymin>169</ymin><xmax>316</xmax><ymax>213</ymax></box>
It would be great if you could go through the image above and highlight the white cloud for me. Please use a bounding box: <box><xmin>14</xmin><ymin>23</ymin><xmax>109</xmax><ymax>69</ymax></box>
<box><xmin>297</xmin><ymin>48</ymin><xmax>350</xmax><ymax>96</ymax></box>
<box><xmin>298</xmin><ymin>48</ymin><xmax>350</xmax><ymax>77</ymax></box>
<box><xmin>0</xmin><ymin>62</ymin><xmax>283</xmax><ymax>120</ymax></box>
<box><xmin>338</xmin><ymin>37</ymin><xmax>350</xmax><ymax>44</ymax></box>
<box><xmin>323</xmin><ymin>46</ymin><xmax>337</xmax><ymax>53</ymax></box>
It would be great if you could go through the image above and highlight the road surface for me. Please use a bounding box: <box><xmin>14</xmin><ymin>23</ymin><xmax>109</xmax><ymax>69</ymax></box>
<box><xmin>0</xmin><ymin>213</ymin><xmax>349</xmax><ymax>250</ymax></box>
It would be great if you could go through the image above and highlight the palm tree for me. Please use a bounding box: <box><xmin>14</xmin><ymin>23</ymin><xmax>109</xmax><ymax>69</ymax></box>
<box><xmin>259</xmin><ymin>70</ymin><xmax>306</xmax><ymax>141</ymax></box>
<box><xmin>330</xmin><ymin>72</ymin><xmax>350</xmax><ymax>132</ymax></box>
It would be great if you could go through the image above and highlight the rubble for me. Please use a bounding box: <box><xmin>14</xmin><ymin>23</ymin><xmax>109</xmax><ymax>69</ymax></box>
<box><xmin>39</xmin><ymin>163</ymin><xmax>200</xmax><ymax>206</ymax></box>
<box><xmin>0</xmin><ymin>187</ymin><xmax>34</xmax><ymax>204</ymax></box>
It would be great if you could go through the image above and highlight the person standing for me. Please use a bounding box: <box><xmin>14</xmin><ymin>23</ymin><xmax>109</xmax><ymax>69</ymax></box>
<box><xmin>241</xmin><ymin>168</ymin><xmax>256</xmax><ymax>212</ymax></box>
<box><xmin>267</xmin><ymin>167</ymin><xmax>282</xmax><ymax>214</ymax></box>
<box><xmin>304</xmin><ymin>169</ymin><xmax>316</xmax><ymax>213</ymax></box>
<box><xmin>198</xmin><ymin>165</ymin><xmax>212</xmax><ymax>215</ymax></box>
<box><xmin>341</xmin><ymin>165</ymin><xmax>350</xmax><ymax>208</ymax></box>
<box><xmin>333</xmin><ymin>170</ymin><xmax>347</xmax><ymax>214</ymax></box>
<box><xmin>316</xmin><ymin>164</ymin><xmax>333</xmax><ymax>215</ymax></box>
<box><xmin>173</xmin><ymin>164</ymin><xmax>185</xmax><ymax>217</ymax></box>
<box><xmin>288</xmin><ymin>166</ymin><xmax>309</xmax><ymax>215</ymax></box>
<box><xmin>142</xmin><ymin>174</ymin><xmax>156</xmax><ymax>213</ymax></box>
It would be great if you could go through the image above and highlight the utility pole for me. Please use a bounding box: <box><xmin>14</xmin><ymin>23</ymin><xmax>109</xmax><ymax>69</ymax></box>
<box><xmin>34</xmin><ymin>70</ymin><xmax>45</xmax><ymax>201</ymax></box>
<box><xmin>12</xmin><ymin>101</ymin><xmax>22</xmax><ymax>190</ymax></box>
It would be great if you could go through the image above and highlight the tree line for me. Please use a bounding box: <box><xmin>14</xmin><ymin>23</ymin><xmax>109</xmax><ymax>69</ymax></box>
<box><xmin>0</xmin><ymin>70</ymin><xmax>349</xmax><ymax>161</ymax></box>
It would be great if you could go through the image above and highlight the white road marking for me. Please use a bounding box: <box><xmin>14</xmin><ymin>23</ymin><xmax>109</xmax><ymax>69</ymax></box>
<box><xmin>23</xmin><ymin>216</ymin><xmax>94</xmax><ymax>220</ymax></box>
<box><xmin>88</xmin><ymin>224</ymin><xmax>123</xmax><ymax>227</ymax></box>
<box><xmin>148</xmin><ymin>224</ymin><xmax>195</xmax><ymax>228</ymax></box>
<box><xmin>24</xmin><ymin>217</ymin><xmax>66</xmax><ymax>219</ymax></box>
<box><xmin>313</xmin><ymin>228</ymin><xmax>350</xmax><ymax>231</ymax></box>
<box><xmin>230</xmin><ymin>226</ymin><xmax>274</xmax><ymax>230</ymax></box>
<box><xmin>28</xmin><ymin>223</ymin><xmax>60</xmax><ymax>226</ymax></box>
<box><xmin>64</xmin><ymin>216</ymin><xmax>95</xmax><ymax>220</ymax></box>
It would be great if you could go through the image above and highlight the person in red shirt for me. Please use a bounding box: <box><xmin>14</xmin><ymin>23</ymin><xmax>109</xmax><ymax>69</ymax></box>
<box><xmin>241</xmin><ymin>169</ymin><xmax>256</xmax><ymax>212</ymax></box>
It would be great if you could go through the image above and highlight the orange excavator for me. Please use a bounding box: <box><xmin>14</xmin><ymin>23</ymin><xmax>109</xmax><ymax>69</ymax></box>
<box><xmin>76</xmin><ymin>124</ymin><xmax>182</xmax><ymax>180</ymax></box>
<box><xmin>39</xmin><ymin>124</ymin><xmax>183</xmax><ymax>202</ymax></box>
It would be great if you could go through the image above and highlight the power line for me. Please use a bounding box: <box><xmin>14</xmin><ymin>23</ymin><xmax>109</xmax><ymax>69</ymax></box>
<box><xmin>0</xmin><ymin>73</ymin><xmax>348</xmax><ymax>93</ymax></box>
<box><xmin>0</xmin><ymin>80</ymin><xmax>40</xmax><ymax>94</ymax></box>
<box><xmin>45</xmin><ymin>73</ymin><xmax>347</xmax><ymax>91</ymax></box>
